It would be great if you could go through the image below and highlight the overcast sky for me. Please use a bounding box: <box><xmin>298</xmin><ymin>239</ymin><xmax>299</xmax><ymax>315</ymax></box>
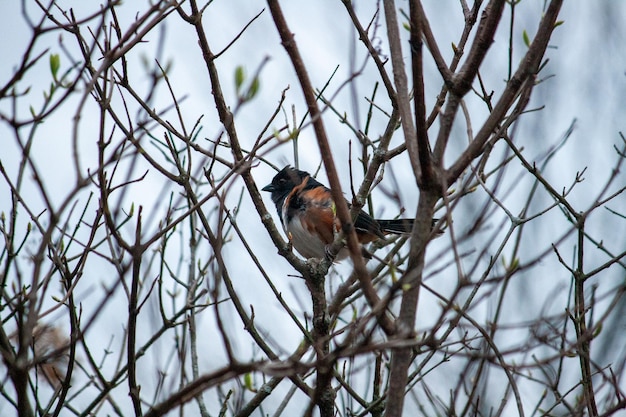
<box><xmin>1</xmin><ymin>1</ymin><xmax>625</xmax><ymax>415</ymax></box>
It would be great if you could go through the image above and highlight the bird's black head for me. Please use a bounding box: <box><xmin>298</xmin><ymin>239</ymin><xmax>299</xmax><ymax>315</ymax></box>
<box><xmin>261</xmin><ymin>166</ymin><xmax>310</xmax><ymax>206</ymax></box>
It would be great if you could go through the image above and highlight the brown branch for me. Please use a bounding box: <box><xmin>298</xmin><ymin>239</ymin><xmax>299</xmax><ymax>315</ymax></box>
<box><xmin>127</xmin><ymin>207</ymin><xmax>144</xmax><ymax>417</ymax></box>
<box><xmin>266</xmin><ymin>0</ymin><xmax>395</xmax><ymax>335</ymax></box>
<box><xmin>384</xmin><ymin>191</ymin><xmax>438</xmax><ymax>417</ymax></box>
<box><xmin>449</xmin><ymin>0</ymin><xmax>507</xmax><ymax>97</ymax></box>
<box><xmin>575</xmin><ymin>223</ymin><xmax>599</xmax><ymax>416</ymax></box>
<box><xmin>410</xmin><ymin>0</ymin><xmax>435</xmax><ymax>186</ymax></box>
<box><xmin>178</xmin><ymin>0</ymin><xmax>307</xmax><ymax>273</ymax></box>
<box><xmin>177</xmin><ymin>2</ymin><xmax>317</xmax><ymax>409</ymax></box>
<box><xmin>144</xmin><ymin>362</ymin><xmax>263</xmax><ymax>417</ymax></box>
<box><xmin>264</xmin><ymin>4</ymin><xmax>341</xmax><ymax>415</ymax></box>
<box><xmin>432</xmin><ymin>0</ymin><xmax>507</xmax><ymax>164</ymax></box>
<box><xmin>415</xmin><ymin>1</ymin><xmax>454</xmax><ymax>86</ymax></box>
<box><xmin>382</xmin><ymin>3</ymin><xmax>445</xmax><ymax>416</ymax></box>
<box><xmin>445</xmin><ymin>0</ymin><xmax>564</xmax><ymax>185</ymax></box>
<box><xmin>383</xmin><ymin>0</ymin><xmax>421</xmax><ymax>184</ymax></box>
<box><xmin>341</xmin><ymin>1</ymin><xmax>398</xmax><ymax>109</ymax></box>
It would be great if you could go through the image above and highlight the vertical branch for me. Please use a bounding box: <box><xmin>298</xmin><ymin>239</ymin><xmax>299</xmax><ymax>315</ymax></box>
<box><xmin>410</xmin><ymin>0</ymin><xmax>434</xmax><ymax>184</ymax></box>
<box><xmin>383</xmin><ymin>0</ymin><xmax>421</xmax><ymax>184</ymax></box>
<box><xmin>383</xmin><ymin>2</ymin><xmax>442</xmax><ymax>415</ymax></box>
<box><xmin>9</xmin><ymin>344</ymin><xmax>35</xmax><ymax>417</ymax></box>
<box><xmin>304</xmin><ymin>275</ymin><xmax>334</xmax><ymax>417</ymax></box>
<box><xmin>574</xmin><ymin>219</ymin><xmax>598</xmax><ymax>417</ymax></box>
<box><xmin>384</xmin><ymin>191</ymin><xmax>438</xmax><ymax>417</ymax></box>
<box><xmin>51</xmin><ymin>262</ymin><xmax>80</xmax><ymax>417</ymax></box>
<box><xmin>127</xmin><ymin>207</ymin><xmax>144</xmax><ymax>417</ymax></box>
<box><xmin>187</xmin><ymin>220</ymin><xmax>211</xmax><ymax>417</ymax></box>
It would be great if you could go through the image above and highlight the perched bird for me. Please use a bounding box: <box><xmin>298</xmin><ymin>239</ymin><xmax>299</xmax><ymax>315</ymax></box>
<box><xmin>262</xmin><ymin>166</ymin><xmax>432</xmax><ymax>260</ymax></box>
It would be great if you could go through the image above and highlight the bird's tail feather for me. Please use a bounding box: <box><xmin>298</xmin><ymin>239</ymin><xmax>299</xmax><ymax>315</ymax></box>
<box><xmin>377</xmin><ymin>219</ymin><xmax>414</xmax><ymax>234</ymax></box>
<box><xmin>378</xmin><ymin>218</ymin><xmax>441</xmax><ymax>235</ymax></box>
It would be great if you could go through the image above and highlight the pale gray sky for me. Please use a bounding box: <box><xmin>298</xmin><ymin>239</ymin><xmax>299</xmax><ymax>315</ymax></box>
<box><xmin>1</xmin><ymin>1</ymin><xmax>625</xmax><ymax>415</ymax></box>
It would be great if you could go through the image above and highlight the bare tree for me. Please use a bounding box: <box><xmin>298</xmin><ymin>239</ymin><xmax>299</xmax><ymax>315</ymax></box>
<box><xmin>1</xmin><ymin>1</ymin><xmax>625</xmax><ymax>416</ymax></box>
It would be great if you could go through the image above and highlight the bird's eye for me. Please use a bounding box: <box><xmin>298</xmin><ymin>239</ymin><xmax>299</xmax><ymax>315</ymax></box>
<box><xmin>278</xmin><ymin>178</ymin><xmax>287</xmax><ymax>185</ymax></box>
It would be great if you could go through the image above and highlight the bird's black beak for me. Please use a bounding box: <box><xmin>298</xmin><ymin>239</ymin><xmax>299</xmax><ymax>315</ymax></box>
<box><xmin>261</xmin><ymin>184</ymin><xmax>274</xmax><ymax>192</ymax></box>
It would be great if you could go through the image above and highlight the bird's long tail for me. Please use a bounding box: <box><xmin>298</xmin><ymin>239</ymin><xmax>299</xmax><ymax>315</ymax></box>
<box><xmin>377</xmin><ymin>218</ymin><xmax>441</xmax><ymax>235</ymax></box>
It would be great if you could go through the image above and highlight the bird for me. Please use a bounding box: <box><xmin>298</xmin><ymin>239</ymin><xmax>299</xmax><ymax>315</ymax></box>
<box><xmin>262</xmin><ymin>166</ymin><xmax>434</xmax><ymax>260</ymax></box>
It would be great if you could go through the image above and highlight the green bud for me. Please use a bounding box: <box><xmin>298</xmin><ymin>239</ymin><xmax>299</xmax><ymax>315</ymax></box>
<box><xmin>234</xmin><ymin>66</ymin><xmax>245</xmax><ymax>93</ymax></box>
<box><xmin>50</xmin><ymin>54</ymin><xmax>60</xmax><ymax>79</ymax></box>
<box><xmin>244</xmin><ymin>373</ymin><xmax>253</xmax><ymax>391</ymax></box>
<box><xmin>246</xmin><ymin>77</ymin><xmax>260</xmax><ymax>100</ymax></box>
<box><xmin>522</xmin><ymin>30</ymin><xmax>530</xmax><ymax>47</ymax></box>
